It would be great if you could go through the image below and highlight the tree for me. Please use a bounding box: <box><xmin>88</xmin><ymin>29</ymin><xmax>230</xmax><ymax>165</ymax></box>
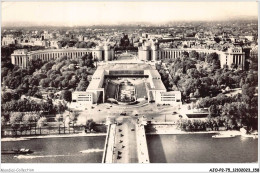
<box><xmin>61</xmin><ymin>90</ymin><xmax>72</xmax><ymax>102</ymax></box>
<box><xmin>48</xmin><ymin>92</ymin><xmax>54</xmax><ymax>99</ymax></box>
<box><xmin>1</xmin><ymin>116</ymin><xmax>7</xmax><ymax>127</ymax></box>
<box><xmin>81</xmin><ymin>54</ymin><xmax>87</xmax><ymax>66</ymax></box>
<box><xmin>86</xmin><ymin>119</ymin><xmax>96</xmax><ymax>132</ymax></box>
<box><xmin>230</xmin><ymin>63</ymin><xmax>238</xmax><ymax>69</ymax></box>
<box><xmin>22</xmin><ymin>114</ymin><xmax>34</xmax><ymax>135</ymax></box>
<box><xmin>70</xmin><ymin>111</ymin><xmax>79</xmax><ymax>133</ymax></box>
<box><xmin>187</xmin><ymin>68</ymin><xmax>200</xmax><ymax>79</ymax></box>
<box><xmin>31</xmin><ymin>113</ymin><xmax>40</xmax><ymax>135</ymax></box>
<box><xmin>206</xmin><ymin>52</ymin><xmax>218</xmax><ymax>63</ymax></box>
<box><xmin>189</xmin><ymin>50</ymin><xmax>199</xmax><ymax>60</ymax></box>
<box><xmin>2</xmin><ymin>92</ymin><xmax>12</xmax><ymax>103</ymax></box>
<box><xmin>86</xmin><ymin>59</ymin><xmax>94</xmax><ymax>68</ymax></box>
<box><xmin>194</xmin><ymin>89</ymin><xmax>200</xmax><ymax>98</ymax></box>
<box><xmin>55</xmin><ymin>114</ymin><xmax>63</xmax><ymax>134</ymax></box>
<box><xmin>181</xmin><ymin>51</ymin><xmax>189</xmax><ymax>59</ymax></box>
<box><xmin>242</xmin><ymin>84</ymin><xmax>255</xmax><ymax>104</ymax></box>
<box><xmin>209</xmin><ymin>105</ymin><xmax>219</xmax><ymax>118</ymax></box>
<box><xmin>78</xmin><ymin>42</ymin><xmax>87</xmax><ymax>48</ymax></box>
<box><xmin>9</xmin><ymin>112</ymin><xmax>23</xmax><ymax>135</ymax></box>
<box><xmin>94</xmin><ymin>58</ymin><xmax>99</xmax><ymax>68</ymax></box>
<box><xmin>39</xmin><ymin>78</ymin><xmax>50</xmax><ymax>87</ymax></box>
<box><xmin>37</xmin><ymin>117</ymin><xmax>47</xmax><ymax>135</ymax></box>
<box><xmin>212</xmin><ymin>59</ymin><xmax>221</xmax><ymax>70</ymax></box>
<box><xmin>76</xmin><ymin>79</ymin><xmax>89</xmax><ymax>91</ymax></box>
<box><xmin>86</xmin><ymin>42</ymin><xmax>96</xmax><ymax>48</ymax></box>
<box><xmin>61</xmin><ymin>79</ymin><xmax>69</xmax><ymax>89</ymax></box>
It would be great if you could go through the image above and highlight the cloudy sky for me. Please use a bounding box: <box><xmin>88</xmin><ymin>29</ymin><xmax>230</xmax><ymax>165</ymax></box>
<box><xmin>2</xmin><ymin>1</ymin><xmax>258</xmax><ymax>26</ymax></box>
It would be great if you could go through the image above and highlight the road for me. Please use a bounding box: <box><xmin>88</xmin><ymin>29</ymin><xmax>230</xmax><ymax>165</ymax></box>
<box><xmin>112</xmin><ymin>117</ymin><xmax>138</xmax><ymax>163</ymax></box>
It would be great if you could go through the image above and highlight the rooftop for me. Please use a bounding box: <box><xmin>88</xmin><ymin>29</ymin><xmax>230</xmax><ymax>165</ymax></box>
<box><xmin>160</xmin><ymin>91</ymin><xmax>181</xmax><ymax>96</ymax></box>
<box><xmin>87</xmin><ymin>69</ymin><xmax>105</xmax><ymax>90</ymax></box>
<box><xmin>148</xmin><ymin>69</ymin><xmax>161</xmax><ymax>79</ymax></box>
<box><xmin>150</xmin><ymin>79</ymin><xmax>166</xmax><ymax>91</ymax></box>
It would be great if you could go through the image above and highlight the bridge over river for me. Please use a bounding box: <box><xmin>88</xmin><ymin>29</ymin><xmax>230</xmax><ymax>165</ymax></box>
<box><xmin>102</xmin><ymin>116</ymin><xmax>150</xmax><ymax>163</ymax></box>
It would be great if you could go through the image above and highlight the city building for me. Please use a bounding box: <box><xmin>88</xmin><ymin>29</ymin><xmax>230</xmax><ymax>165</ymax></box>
<box><xmin>2</xmin><ymin>35</ymin><xmax>17</xmax><ymax>46</ymax></box>
<box><xmin>138</xmin><ymin>42</ymin><xmax>246</xmax><ymax>69</ymax></box>
<box><xmin>72</xmin><ymin>64</ymin><xmax>182</xmax><ymax>106</ymax></box>
<box><xmin>10</xmin><ymin>46</ymin><xmax>115</xmax><ymax>68</ymax></box>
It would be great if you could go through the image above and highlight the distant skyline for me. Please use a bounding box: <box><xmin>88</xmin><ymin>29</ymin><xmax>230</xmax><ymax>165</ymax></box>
<box><xmin>2</xmin><ymin>1</ymin><xmax>258</xmax><ymax>27</ymax></box>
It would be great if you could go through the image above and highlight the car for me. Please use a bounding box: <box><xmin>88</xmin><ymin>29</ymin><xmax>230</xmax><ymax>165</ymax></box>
<box><xmin>120</xmin><ymin>112</ymin><xmax>126</xmax><ymax>116</ymax></box>
<box><xmin>131</xmin><ymin>128</ymin><xmax>135</xmax><ymax>131</ymax></box>
<box><xmin>134</xmin><ymin>114</ymin><xmax>138</xmax><ymax>116</ymax></box>
<box><xmin>172</xmin><ymin>111</ymin><xmax>177</xmax><ymax>115</ymax></box>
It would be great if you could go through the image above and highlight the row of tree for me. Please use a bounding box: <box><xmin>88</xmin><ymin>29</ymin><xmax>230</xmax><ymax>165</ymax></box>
<box><xmin>1</xmin><ymin>111</ymin><xmax>97</xmax><ymax>136</ymax></box>
<box><xmin>177</xmin><ymin>116</ymin><xmax>239</xmax><ymax>132</ymax></box>
<box><xmin>2</xmin><ymin>112</ymin><xmax>47</xmax><ymax>136</ymax></box>
<box><xmin>2</xmin><ymin>99</ymin><xmax>66</xmax><ymax>115</ymax></box>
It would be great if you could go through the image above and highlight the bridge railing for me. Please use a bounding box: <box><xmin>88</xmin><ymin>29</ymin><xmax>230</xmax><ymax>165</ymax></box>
<box><xmin>136</xmin><ymin>124</ymin><xmax>150</xmax><ymax>163</ymax></box>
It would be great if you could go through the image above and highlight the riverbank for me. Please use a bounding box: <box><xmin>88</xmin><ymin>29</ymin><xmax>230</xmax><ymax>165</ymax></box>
<box><xmin>1</xmin><ymin>132</ymin><xmax>107</xmax><ymax>142</ymax></box>
<box><xmin>146</xmin><ymin>129</ymin><xmax>240</xmax><ymax>135</ymax></box>
<box><xmin>146</xmin><ymin>129</ymin><xmax>259</xmax><ymax>139</ymax></box>
<box><xmin>145</xmin><ymin>123</ymin><xmax>258</xmax><ymax>138</ymax></box>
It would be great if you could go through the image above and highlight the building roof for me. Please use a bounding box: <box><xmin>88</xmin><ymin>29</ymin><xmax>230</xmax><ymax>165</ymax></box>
<box><xmin>151</xmin><ymin>79</ymin><xmax>166</xmax><ymax>91</ymax></box>
<box><xmin>12</xmin><ymin>48</ymin><xmax>97</xmax><ymax>56</ymax></box>
<box><xmin>87</xmin><ymin>69</ymin><xmax>104</xmax><ymax>90</ymax></box>
<box><xmin>148</xmin><ymin>69</ymin><xmax>161</xmax><ymax>78</ymax></box>
<box><xmin>147</xmin><ymin>69</ymin><xmax>166</xmax><ymax>91</ymax></box>
<box><xmin>160</xmin><ymin>91</ymin><xmax>181</xmax><ymax>96</ymax></box>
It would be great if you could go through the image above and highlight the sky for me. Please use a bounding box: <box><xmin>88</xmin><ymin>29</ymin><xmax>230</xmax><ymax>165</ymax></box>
<box><xmin>1</xmin><ymin>1</ymin><xmax>258</xmax><ymax>26</ymax></box>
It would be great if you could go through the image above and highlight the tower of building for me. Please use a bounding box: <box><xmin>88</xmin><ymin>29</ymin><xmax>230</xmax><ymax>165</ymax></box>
<box><xmin>95</xmin><ymin>46</ymin><xmax>103</xmax><ymax>61</ymax></box>
<box><xmin>104</xmin><ymin>45</ymin><xmax>112</xmax><ymax>61</ymax></box>
<box><xmin>151</xmin><ymin>42</ymin><xmax>159</xmax><ymax>61</ymax></box>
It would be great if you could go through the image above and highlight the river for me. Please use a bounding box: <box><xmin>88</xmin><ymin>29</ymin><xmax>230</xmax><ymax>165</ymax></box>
<box><xmin>146</xmin><ymin>134</ymin><xmax>258</xmax><ymax>163</ymax></box>
<box><xmin>2</xmin><ymin>134</ymin><xmax>258</xmax><ymax>163</ymax></box>
<box><xmin>1</xmin><ymin>136</ymin><xmax>105</xmax><ymax>163</ymax></box>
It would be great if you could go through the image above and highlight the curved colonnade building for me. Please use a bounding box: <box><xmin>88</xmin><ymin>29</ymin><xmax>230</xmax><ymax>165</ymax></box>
<box><xmin>11</xmin><ymin>43</ymin><xmax>245</xmax><ymax>70</ymax></box>
<box><xmin>11</xmin><ymin>46</ymin><xmax>115</xmax><ymax>68</ymax></box>
<box><xmin>138</xmin><ymin>43</ymin><xmax>246</xmax><ymax>69</ymax></box>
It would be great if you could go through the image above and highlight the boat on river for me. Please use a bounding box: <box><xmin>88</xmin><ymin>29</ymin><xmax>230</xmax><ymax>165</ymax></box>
<box><xmin>212</xmin><ymin>134</ymin><xmax>236</xmax><ymax>138</ymax></box>
<box><xmin>1</xmin><ymin>148</ymin><xmax>33</xmax><ymax>154</ymax></box>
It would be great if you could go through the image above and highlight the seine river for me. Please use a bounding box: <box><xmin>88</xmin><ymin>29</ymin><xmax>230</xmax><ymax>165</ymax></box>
<box><xmin>146</xmin><ymin>134</ymin><xmax>258</xmax><ymax>163</ymax></box>
<box><xmin>1</xmin><ymin>136</ymin><xmax>106</xmax><ymax>163</ymax></box>
<box><xmin>1</xmin><ymin>134</ymin><xmax>258</xmax><ymax>163</ymax></box>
